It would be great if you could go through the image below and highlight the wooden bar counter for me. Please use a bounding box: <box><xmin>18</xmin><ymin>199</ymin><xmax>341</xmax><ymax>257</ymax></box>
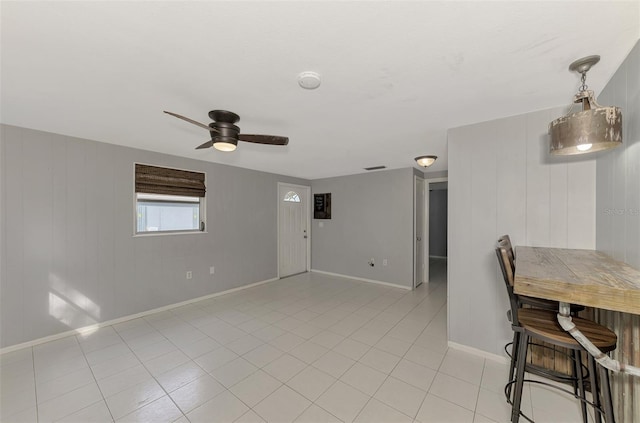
<box><xmin>514</xmin><ymin>246</ymin><xmax>640</xmax><ymax>315</ymax></box>
<box><xmin>514</xmin><ymin>246</ymin><xmax>640</xmax><ymax>421</ymax></box>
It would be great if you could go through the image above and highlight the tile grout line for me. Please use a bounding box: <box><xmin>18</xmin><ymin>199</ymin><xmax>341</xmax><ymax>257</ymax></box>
<box><xmin>343</xmin><ymin>281</ymin><xmax>447</xmax><ymax>422</ymax></box>
<box><xmin>108</xmin><ymin>323</ymin><xmax>190</xmax><ymax>421</ymax></box>
<box><xmin>42</xmin><ymin>337</ymin><xmax>116</xmax><ymax>423</ymax></box>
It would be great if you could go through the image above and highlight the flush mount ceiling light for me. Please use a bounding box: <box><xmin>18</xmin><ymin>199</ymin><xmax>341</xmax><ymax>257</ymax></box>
<box><xmin>549</xmin><ymin>55</ymin><xmax>622</xmax><ymax>155</ymax></box>
<box><xmin>298</xmin><ymin>71</ymin><xmax>321</xmax><ymax>90</ymax></box>
<box><xmin>415</xmin><ymin>155</ymin><xmax>437</xmax><ymax>167</ymax></box>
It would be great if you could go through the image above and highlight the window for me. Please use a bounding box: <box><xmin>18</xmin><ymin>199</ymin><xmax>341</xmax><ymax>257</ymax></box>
<box><xmin>283</xmin><ymin>191</ymin><xmax>301</xmax><ymax>202</ymax></box>
<box><xmin>135</xmin><ymin>164</ymin><xmax>206</xmax><ymax>234</ymax></box>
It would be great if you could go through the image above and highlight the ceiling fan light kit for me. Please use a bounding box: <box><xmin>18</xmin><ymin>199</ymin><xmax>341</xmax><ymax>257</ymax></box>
<box><xmin>415</xmin><ymin>155</ymin><xmax>437</xmax><ymax>167</ymax></box>
<box><xmin>214</xmin><ymin>141</ymin><xmax>237</xmax><ymax>152</ymax></box>
<box><xmin>548</xmin><ymin>55</ymin><xmax>622</xmax><ymax>156</ymax></box>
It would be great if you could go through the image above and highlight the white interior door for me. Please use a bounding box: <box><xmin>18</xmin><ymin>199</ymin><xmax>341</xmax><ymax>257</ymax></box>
<box><xmin>415</xmin><ymin>177</ymin><xmax>427</xmax><ymax>288</ymax></box>
<box><xmin>279</xmin><ymin>184</ymin><xmax>309</xmax><ymax>277</ymax></box>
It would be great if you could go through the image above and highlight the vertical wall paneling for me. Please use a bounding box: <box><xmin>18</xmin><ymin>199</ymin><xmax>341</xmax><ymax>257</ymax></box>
<box><xmin>524</xmin><ymin>111</ymin><xmax>552</xmax><ymax>247</ymax></box>
<box><xmin>595</xmin><ymin>40</ymin><xmax>640</xmax><ymax>423</ymax></box>
<box><xmin>95</xmin><ymin>141</ymin><xmax>116</xmax><ymax>321</ymax></box>
<box><xmin>1</xmin><ymin>126</ymin><xmax>25</xmax><ymax>345</ymax></box>
<box><xmin>447</xmin><ymin>124</ymin><xmax>474</xmax><ymax>350</ymax></box>
<box><xmin>0</xmin><ymin>126</ymin><xmax>4</xmax><ymax>343</ymax></box>
<box><xmin>448</xmin><ymin>107</ymin><xmax>597</xmax><ymax>356</ymax></box>
<box><xmin>65</xmin><ymin>140</ymin><xmax>89</xmax><ymax>331</ymax></box>
<box><xmin>22</xmin><ymin>131</ymin><xmax>55</xmax><ymax>340</ymax></box>
<box><xmin>470</xmin><ymin>121</ymin><xmax>499</xmax><ymax>353</ymax></box>
<box><xmin>494</xmin><ymin>114</ymin><xmax>527</xmax><ymax>353</ymax></box>
<box><xmin>567</xmin><ymin>159</ymin><xmax>597</xmax><ymax>248</ymax></box>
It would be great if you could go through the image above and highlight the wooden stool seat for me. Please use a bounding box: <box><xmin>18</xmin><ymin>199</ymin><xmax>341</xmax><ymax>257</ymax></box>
<box><xmin>519</xmin><ymin>308</ymin><xmax>617</xmax><ymax>352</ymax></box>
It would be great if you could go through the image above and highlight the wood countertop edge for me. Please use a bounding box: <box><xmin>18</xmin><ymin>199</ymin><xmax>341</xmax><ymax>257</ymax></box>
<box><xmin>515</xmin><ymin>277</ymin><xmax>640</xmax><ymax>315</ymax></box>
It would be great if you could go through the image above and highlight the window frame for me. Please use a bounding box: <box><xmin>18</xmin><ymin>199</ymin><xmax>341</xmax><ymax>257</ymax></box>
<box><xmin>133</xmin><ymin>163</ymin><xmax>207</xmax><ymax>236</ymax></box>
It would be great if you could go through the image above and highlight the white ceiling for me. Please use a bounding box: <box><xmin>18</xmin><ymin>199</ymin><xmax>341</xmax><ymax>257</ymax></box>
<box><xmin>2</xmin><ymin>1</ymin><xmax>638</xmax><ymax>180</ymax></box>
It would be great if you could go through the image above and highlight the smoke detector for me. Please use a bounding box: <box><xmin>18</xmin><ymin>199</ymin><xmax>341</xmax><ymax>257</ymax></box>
<box><xmin>298</xmin><ymin>71</ymin><xmax>321</xmax><ymax>90</ymax></box>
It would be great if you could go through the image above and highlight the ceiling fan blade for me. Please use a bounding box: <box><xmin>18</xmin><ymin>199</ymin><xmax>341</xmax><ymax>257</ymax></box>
<box><xmin>238</xmin><ymin>134</ymin><xmax>289</xmax><ymax>145</ymax></box>
<box><xmin>195</xmin><ymin>140</ymin><xmax>214</xmax><ymax>150</ymax></box>
<box><xmin>164</xmin><ymin>111</ymin><xmax>219</xmax><ymax>133</ymax></box>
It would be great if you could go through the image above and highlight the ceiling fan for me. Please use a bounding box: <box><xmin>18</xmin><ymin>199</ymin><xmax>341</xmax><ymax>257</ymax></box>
<box><xmin>164</xmin><ymin>109</ymin><xmax>289</xmax><ymax>152</ymax></box>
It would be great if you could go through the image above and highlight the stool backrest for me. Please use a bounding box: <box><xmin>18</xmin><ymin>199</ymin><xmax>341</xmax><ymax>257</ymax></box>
<box><xmin>496</xmin><ymin>242</ymin><xmax>520</xmax><ymax>325</ymax></box>
<box><xmin>498</xmin><ymin>234</ymin><xmax>515</xmax><ymax>271</ymax></box>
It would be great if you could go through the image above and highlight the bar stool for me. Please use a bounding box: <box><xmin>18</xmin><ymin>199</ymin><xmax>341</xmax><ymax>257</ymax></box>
<box><xmin>496</xmin><ymin>244</ymin><xmax>617</xmax><ymax>423</ymax></box>
<box><xmin>497</xmin><ymin>236</ymin><xmax>585</xmax><ymax>401</ymax></box>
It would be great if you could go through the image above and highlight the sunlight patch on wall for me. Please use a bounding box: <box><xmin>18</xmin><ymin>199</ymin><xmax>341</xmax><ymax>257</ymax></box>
<box><xmin>48</xmin><ymin>273</ymin><xmax>102</xmax><ymax>336</ymax></box>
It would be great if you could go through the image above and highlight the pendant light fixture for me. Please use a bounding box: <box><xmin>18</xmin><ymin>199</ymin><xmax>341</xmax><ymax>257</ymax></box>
<box><xmin>415</xmin><ymin>155</ymin><xmax>437</xmax><ymax>167</ymax></box>
<box><xmin>549</xmin><ymin>55</ymin><xmax>622</xmax><ymax>155</ymax></box>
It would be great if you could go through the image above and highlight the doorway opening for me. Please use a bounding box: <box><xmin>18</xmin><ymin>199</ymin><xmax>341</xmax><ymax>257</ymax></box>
<box><xmin>414</xmin><ymin>176</ymin><xmax>448</xmax><ymax>289</ymax></box>
<box><xmin>428</xmin><ymin>180</ymin><xmax>448</xmax><ymax>287</ymax></box>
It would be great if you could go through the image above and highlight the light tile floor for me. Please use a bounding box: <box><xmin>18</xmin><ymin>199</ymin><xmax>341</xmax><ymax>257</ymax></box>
<box><xmin>0</xmin><ymin>259</ymin><xmax>590</xmax><ymax>422</ymax></box>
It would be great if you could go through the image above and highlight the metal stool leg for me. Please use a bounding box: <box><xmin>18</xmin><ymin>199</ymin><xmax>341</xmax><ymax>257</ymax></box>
<box><xmin>599</xmin><ymin>365</ymin><xmax>615</xmax><ymax>423</ymax></box>
<box><xmin>511</xmin><ymin>332</ymin><xmax>529</xmax><ymax>423</ymax></box>
<box><xmin>588</xmin><ymin>356</ymin><xmax>603</xmax><ymax>423</ymax></box>
<box><xmin>507</xmin><ymin>331</ymin><xmax>520</xmax><ymax>400</ymax></box>
<box><xmin>571</xmin><ymin>349</ymin><xmax>580</xmax><ymax>397</ymax></box>
<box><xmin>573</xmin><ymin>350</ymin><xmax>588</xmax><ymax>423</ymax></box>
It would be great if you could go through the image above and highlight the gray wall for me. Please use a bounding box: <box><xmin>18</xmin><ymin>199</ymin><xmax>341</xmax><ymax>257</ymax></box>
<box><xmin>0</xmin><ymin>124</ymin><xmax>308</xmax><ymax>348</ymax></box>
<box><xmin>429</xmin><ymin>185</ymin><xmax>447</xmax><ymax>258</ymax></box>
<box><xmin>311</xmin><ymin>168</ymin><xmax>414</xmax><ymax>288</ymax></box>
<box><xmin>596</xmin><ymin>40</ymin><xmax>640</xmax><ymax>268</ymax></box>
<box><xmin>447</xmin><ymin>108</ymin><xmax>597</xmax><ymax>354</ymax></box>
<box><xmin>594</xmin><ymin>40</ymin><xmax>640</xmax><ymax>422</ymax></box>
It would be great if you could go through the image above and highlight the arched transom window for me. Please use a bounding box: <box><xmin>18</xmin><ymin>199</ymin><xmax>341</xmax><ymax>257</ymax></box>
<box><xmin>283</xmin><ymin>191</ymin><xmax>301</xmax><ymax>202</ymax></box>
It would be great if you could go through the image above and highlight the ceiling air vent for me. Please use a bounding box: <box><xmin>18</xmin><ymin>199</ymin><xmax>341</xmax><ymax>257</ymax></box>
<box><xmin>364</xmin><ymin>166</ymin><xmax>386</xmax><ymax>171</ymax></box>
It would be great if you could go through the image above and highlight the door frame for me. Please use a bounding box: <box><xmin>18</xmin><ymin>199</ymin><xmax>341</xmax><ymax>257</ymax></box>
<box><xmin>277</xmin><ymin>182</ymin><xmax>311</xmax><ymax>278</ymax></box>
<box><xmin>413</xmin><ymin>176</ymin><xmax>426</xmax><ymax>290</ymax></box>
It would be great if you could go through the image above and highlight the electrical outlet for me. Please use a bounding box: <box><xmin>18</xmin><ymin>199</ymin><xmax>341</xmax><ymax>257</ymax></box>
<box><xmin>186</xmin><ymin>271</ymin><xmax>192</xmax><ymax>280</ymax></box>
<box><xmin>383</xmin><ymin>259</ymin><xmax>388</xmax><ymax>266</ymax></box>
<box><xmin>210</xmin><ymin>266</ymin><xmax>215</xmax><ymax>275</ymax></box>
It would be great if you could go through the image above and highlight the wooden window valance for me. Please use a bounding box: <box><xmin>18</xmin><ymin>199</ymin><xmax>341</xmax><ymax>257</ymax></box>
<box><xmin>135</xmin><ymin>164</ymin><xmax>206</xmax><ymax>197</ymax></box>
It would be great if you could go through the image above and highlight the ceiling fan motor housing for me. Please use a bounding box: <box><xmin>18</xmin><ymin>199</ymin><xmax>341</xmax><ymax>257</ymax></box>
<box><xmin>209</xmin><ymin>110</ymin><xmax>240</xmax><ymax>124</ymax></box>
<box><xmin>210</xmin><ymin>121</ymin><xmax>239</xmax><ymax>146</ymax></box>
<box><xmin>209</xmin><ymin>110</ymin><xmax>240</xmax><ymax>146</ymax></box>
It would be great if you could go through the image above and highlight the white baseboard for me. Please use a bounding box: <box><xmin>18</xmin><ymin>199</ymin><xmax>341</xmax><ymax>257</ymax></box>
<box><xmin>448</xmin><ymin>341</ymin><xmax>509</xmax><ymax>364</ymax></box>
<box><xmin>0</xmin><ymin>277</ymin><xmax>279</xmax><ymax>355</ymax></box>
<box><xmin>310</xmin><ymin>269</ymin><xmax>411</xmax><ymax>290</ymax></box>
